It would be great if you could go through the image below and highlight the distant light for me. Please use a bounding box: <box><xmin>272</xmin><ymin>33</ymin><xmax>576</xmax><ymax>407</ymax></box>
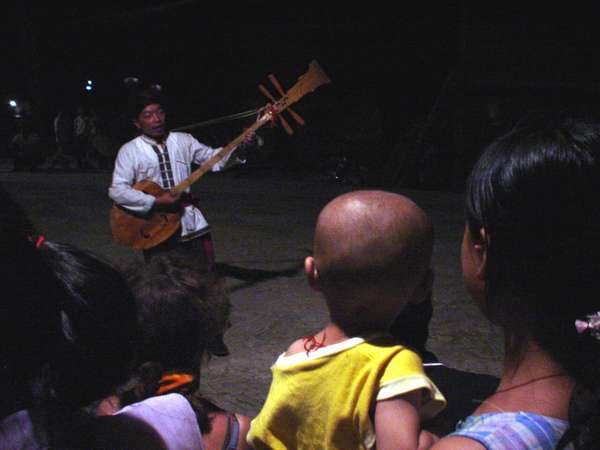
<box><xmin>123</xmin><ymin>77</ymin><xmax>140</xmax><ymax>87</ymax></box>
<box><xmin>85</xmin><ymin>85</ymin><xmax>92</xmax><ymax>91</ymax></box>
<box><xmin>87</xmin><ymin>80</ymin><xmax>93</xmax><ymax>85</ymax></box>
<box><xmin>8</xmin><ymin>100</ymin><xmax>17</xmax><ymax>108</ymax></box>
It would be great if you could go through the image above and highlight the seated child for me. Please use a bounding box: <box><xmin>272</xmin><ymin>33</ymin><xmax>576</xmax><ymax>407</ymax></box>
<box><xmin>96</xmin><ymin>252</ymin><xmax>251</xmax><ymax>450</ymax></box>
<box><xmin>1</xmin><ymin>235</ymin><xmax>169</xmax><ymax>449</ymax></box>
<box><xmin>247</xmin><ymin>190</ymin><xmax>446</xmax><ymax>450</ymax></box>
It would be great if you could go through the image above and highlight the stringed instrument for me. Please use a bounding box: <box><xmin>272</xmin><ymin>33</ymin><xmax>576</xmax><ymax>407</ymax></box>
<box><xmin>110</xmin><ymin>60</ymin><xmax>331</xmax><ymax>250</ymax></box>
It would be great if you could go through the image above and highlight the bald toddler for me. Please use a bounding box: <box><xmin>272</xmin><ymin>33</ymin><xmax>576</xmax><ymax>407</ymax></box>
<box><xmin>248</xmin><ymin>190</ymin><xmax>446</xmax><ymax>450</ymax></box>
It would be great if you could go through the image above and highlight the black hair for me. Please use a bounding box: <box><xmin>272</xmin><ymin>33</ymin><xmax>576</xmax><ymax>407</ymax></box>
<box><xmin>127</xmin><ymin>252</ymin><xmax>230</xmax><ymax>374</ymax></box>
<box><xmin>0</xmin><ymin>185</ymin><xmax>61</xmax><ymax>415</ymax></box>
<box><xmin>1</xmin><ymin>231</ymin><xmax>136</xmax><ymax>416</ymax></box>
<box><xmin>465</xmin><ymin>111</ymin><xmax>600</xmax><ymax>449</ymax></box>
<box><xmin>120</xmin><ymin>253</ymin><xmax>231</xmax><ymax>434</ymax></box>
<box><xmin>0</xmin><ymin>236</ymin><xmax>62</xmax><ymax>416</ymax></box>
<box><xmin>40</xmin><ymin>242</ymin><xmax>137</xmax><ymax>407</ymax></box>
<box><xmin>127</xmin><ymin>83</ymin><xmax>167</xmax><ymax>120</ymax></box>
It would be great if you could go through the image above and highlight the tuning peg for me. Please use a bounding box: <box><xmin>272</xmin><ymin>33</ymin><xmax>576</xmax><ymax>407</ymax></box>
<box><xmin>257</xmin><ymin>84</ymin><xmax>294</xmax><ymax>135</ymax></box>
<box><xmin>268</xmin><ymin>74</ymin><xmax>306</xmax><ymax>126</ymax></box>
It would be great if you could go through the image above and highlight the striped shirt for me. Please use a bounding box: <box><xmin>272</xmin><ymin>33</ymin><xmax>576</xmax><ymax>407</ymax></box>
<box><xmin>451</xmin><ymin>412</ymin><xmax>570</xmax><ymax>450</ymax></box>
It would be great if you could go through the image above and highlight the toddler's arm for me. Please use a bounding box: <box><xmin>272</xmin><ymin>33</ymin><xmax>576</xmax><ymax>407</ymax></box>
<box><xmin>375</xmin><ymin>390</ymin><xmax>430</xmax><ymax>450</ymax></box>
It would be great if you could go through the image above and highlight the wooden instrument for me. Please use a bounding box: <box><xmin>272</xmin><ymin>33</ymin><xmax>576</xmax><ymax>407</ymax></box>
<box><xmin>110</xmin><ymin>60</ymin><xmax>331</xmax><ymax>250</ymax></box>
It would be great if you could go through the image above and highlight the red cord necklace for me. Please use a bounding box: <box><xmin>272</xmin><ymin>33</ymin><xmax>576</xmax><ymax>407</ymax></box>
<box><xmin>494</xmin><ymin>373</ymin><xmax>568</xmax><ymax>395</ymax></box>
<box><xmin>303</xmin><ymin>331</ymin><xmax>327</xmax><ymax>355</ymax></box>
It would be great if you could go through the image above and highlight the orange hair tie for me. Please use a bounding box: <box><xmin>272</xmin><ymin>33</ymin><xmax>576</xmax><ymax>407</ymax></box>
<box><xmin>156</xmin><ymin>373</ymin><xmax>195</xmax><ymax>395</ymax></box>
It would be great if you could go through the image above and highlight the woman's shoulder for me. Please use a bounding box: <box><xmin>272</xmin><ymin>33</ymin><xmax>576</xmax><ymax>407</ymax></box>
<box><xmin>284</xmin><ymin>337</ymin><xmax>307</xmax><ymax>356</ymax></box>
<box><xmin>434</xmin><ymin>412</ymin><xmax>568</xmax><ymax>450</ymax></box>
<box><xmin>179</xmin><ymin>393</ymin><xmax>251</xmax><ymax>450</ymax></box>
<box><xmin>202</xmin><ymin>411</ymin><xmax>251</xmax><ymax>450</ymax></box>
<box><xmin>456</xmin><ymin>411</ymin><xmax>568</xmax><ymax>431</ymax></box>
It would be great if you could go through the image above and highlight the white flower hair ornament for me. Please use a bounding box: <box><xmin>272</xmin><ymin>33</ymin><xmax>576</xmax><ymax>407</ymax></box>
<box><xmin>575</xmin><ymin>312</ymin><xmax>600</xmax><ymax>340</ymax></box>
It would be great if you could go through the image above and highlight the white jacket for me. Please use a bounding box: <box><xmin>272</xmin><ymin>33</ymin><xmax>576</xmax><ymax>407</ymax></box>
<box><xmin>109</xmin><ymin>132</ymin><xmax>235</xmax><ymax>239</ymax></box>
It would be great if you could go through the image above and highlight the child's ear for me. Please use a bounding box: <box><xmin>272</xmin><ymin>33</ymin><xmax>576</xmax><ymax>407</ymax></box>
<box><xmin>474</xmin><ymin>227</ymin><xmax>488</xmax><ymax>279</ymax></box>
<box><xmin>304</xmin><ymin>256</ymin><xmax>321</xmax><ymax>291</ymax></box>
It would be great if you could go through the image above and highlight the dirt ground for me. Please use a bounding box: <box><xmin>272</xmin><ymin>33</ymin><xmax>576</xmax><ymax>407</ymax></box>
<box><xmin>0</xmin><ymin>160</ymin><xmax>503</xmax><ymax>424</ymax></box>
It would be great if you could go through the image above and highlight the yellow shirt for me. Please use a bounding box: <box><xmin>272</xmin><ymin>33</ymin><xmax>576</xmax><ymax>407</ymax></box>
<box><xmin>247</xmin><ymin>335</ymin><xmax>446</xmax><ymax>450</ymax></box>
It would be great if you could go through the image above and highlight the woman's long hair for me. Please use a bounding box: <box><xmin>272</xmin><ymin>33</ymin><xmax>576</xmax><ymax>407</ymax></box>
<box><xmin>465</xmin><ymin>111</ymin><xmax>600</xmax><ymax>449</ymax></box>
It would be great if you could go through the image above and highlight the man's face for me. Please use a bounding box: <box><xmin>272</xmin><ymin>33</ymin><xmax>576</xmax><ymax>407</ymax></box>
<box><xmin>134</xmin><ymin>103</ymin><xmax>166</xmax><ymax>140</ymax></box>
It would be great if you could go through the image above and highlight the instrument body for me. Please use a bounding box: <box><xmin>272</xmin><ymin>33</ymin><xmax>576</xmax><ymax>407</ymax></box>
<box><xmin>110</xmin><ymin>61</ymin><xmax>331</xmax><ymax>249</ymax></box>
<box><xmin>110</xmin><ymin>180</ymin><xmax>181</xmax><ymax>250</ymax></box>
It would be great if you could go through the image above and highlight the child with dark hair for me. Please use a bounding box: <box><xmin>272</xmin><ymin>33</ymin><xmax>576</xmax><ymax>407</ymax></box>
<box><xmin>130</xmin><ymin>252</ymin><xmax>231</xmax><ymax>371</ymax></box>
<box><xmin>39</xmin><ymin>241</ymin><xmax>138</xmax><ymax>405</ymax></box>
<box><xmin>432</xmin><ymin>112</ymin><xmax>600</xmax><ymax>449</ymax></box>
<box><xmin>248</xmin><ymin>190</ymin><xmax>446</xmax><ymax>450</ymax></box>
<box><xmin>97</xmin><ymin>252</ymin><xmax>251</xmax><ymax>450</ymax></box>
<box><xmin>0</xmin><ymin>233</ymin><xmax>168</xmax><ymax>448</ymax></box>
<box><xmin>0</xmin><ymin>237</ymin><xmax>66</xmax><ymax>420</ymax></box>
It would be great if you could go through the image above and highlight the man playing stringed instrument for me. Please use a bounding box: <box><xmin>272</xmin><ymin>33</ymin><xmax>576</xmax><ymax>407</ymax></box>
<box><xmin>109</xmin><ymin>85</ymin><xmax>253</xmax><ymax>272</ymax></box>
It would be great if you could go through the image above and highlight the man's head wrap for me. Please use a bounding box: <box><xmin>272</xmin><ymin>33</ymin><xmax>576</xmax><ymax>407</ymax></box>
<box><xmin>127</xmin><ymin>83</ymin><xmax>166</xmax><ymax>119</ymax></box>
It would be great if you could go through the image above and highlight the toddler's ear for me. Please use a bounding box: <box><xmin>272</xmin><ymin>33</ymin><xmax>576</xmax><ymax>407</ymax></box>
<box><xmin>304</xmin><ymin>256</ymin><xmax>320</xmax><ymax>291</ymax></box>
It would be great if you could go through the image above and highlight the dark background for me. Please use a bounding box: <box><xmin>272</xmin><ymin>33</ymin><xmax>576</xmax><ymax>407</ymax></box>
<box><xmin>3</xmin><ymin>2</ymin><xmax>600</xmax><ymax>188</ymax></box>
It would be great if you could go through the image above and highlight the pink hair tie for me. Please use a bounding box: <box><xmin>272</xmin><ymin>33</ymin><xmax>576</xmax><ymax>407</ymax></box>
<box><xmin>575</xmin><ymin>313</ymin><xmax>600</xmax><ymax>340</ymax></box>
<box><xmin>575</xmin><ymin>320</ymin><xmax>590</xmax><ymax>334</ymax></box>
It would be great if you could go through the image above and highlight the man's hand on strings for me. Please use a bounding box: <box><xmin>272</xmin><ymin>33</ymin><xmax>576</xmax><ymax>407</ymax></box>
<box><xmin>236</xmin><ymin>119</ymin><xmax>262</xmax><ymax>162</ymax></box>
<box><xmin>153</xmin><ymin>190</ymin><xmax>182</xmax><ymax>210</ymax></box>
<box><xmin>237</xmin><ymin>107</ymin><xmax>266</xmax><ymax>157</ymax></box>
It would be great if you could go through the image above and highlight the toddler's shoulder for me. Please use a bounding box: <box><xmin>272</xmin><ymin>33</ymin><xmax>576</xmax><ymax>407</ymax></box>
<box><xmin>284</xmin><ymin>337</ymin><xmax>306</xmax><ymax>356</ymax></box>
